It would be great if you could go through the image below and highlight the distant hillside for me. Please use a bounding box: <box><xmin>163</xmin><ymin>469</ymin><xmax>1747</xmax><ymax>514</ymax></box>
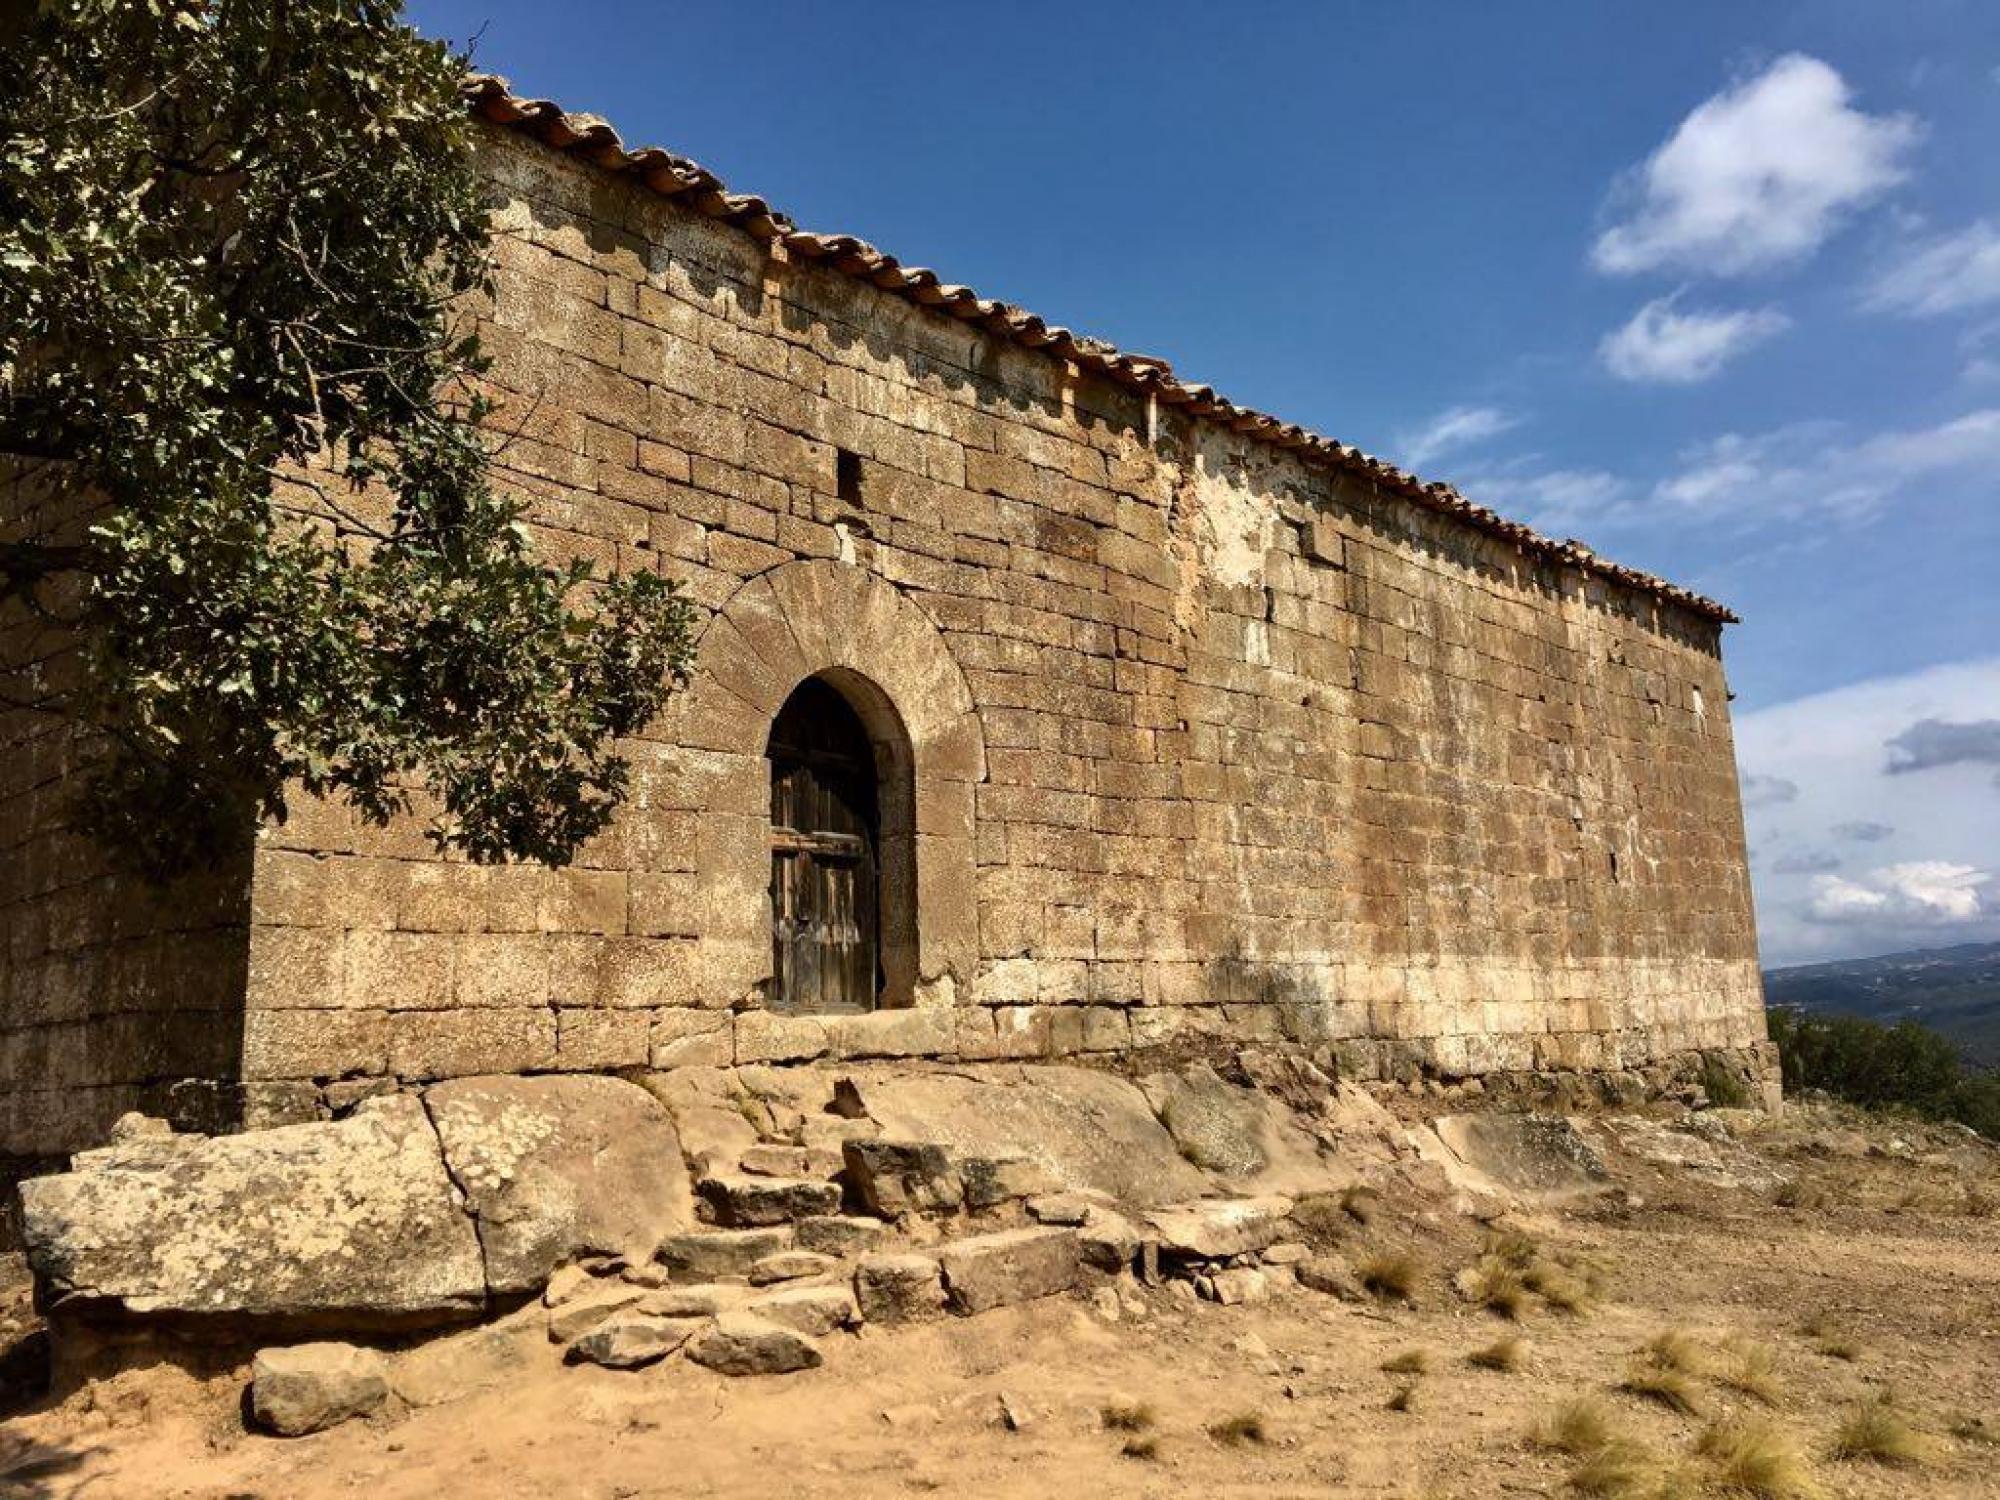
<box><xmin>1763</xmin><ymin>941</ymin><xmax>2000</xmax><ymax>1068</ymax></box>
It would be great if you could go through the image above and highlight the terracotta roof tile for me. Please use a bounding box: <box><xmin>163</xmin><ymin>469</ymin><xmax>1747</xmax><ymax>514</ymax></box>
<box><xmin>462</xmin><ymin>75</ymin><xmax>1736</xmax><ymax>624</ymax></box>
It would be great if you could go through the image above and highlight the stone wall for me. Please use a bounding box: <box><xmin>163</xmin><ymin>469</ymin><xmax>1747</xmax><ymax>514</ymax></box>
<box><xmin>0</xmin><ymin>123</ymin><xmax>1769</xmax><ymax>1157</ymax></box>
<box><xmin>0</xmin><ymin>462</ymin><xmax>252</xmax><ymax>1174</ymax></box>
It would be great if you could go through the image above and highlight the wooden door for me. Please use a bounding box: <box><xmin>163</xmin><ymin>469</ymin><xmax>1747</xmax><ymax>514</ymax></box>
<box><xmin>767</xmin><ymin>678</ymin><xmax>880</xmax><ymax>1014</ymax></box>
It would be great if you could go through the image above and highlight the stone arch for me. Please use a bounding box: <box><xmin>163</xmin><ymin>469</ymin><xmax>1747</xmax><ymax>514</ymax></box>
<box><xmin>657</xmin><ymin>561</ymin><xmax>984</xmax><ymax>1012</ymax></box>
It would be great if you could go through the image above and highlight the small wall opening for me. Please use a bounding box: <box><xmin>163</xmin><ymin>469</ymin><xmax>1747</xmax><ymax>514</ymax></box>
<box><xmin>836</xmin><ymin>448</ymin><xmax>864</xmax><ymax>506</ymax></box>
<box><xmin>763</xmin><ymin>671</ymin><xmax>915</xmax><ymax>1013</ymax></box>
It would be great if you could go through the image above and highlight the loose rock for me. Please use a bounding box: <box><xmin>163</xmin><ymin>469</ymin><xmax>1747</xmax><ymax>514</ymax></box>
<box><xmin>250</xmin><ymin>1342</ymin><xmax>388</xmax><ymax>1437</ymax></box>
<box><xmin>686</xmin><ymin>1313</ymin><xmax>822</xmax><ymax>1376</ymax></box>
<box><xmin>566</xmin><ymin>1314</ymin><xmax>699</xmax><ymax>1370</ymax></box>
<box><xmin>841</xmin><ymin>1141</ymin><xmax>962</xmax><ymax>1218</ymax></box>
<box><xmin>546</xmin><ymin>1283</ymin><xmax>645</xmax><ymax>1343</ymax></box>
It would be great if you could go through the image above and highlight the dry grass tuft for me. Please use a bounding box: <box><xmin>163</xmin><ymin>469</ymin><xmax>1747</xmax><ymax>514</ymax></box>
<box><xmin>1619</xmin><ymin>1364</ymin><xmax>1701</xmax><ymax>1417</ymax></box>
<box><xmin>1830</xmin><ymin>1397</ymin><xmax>1933</xmax><ymax>1467</ymax></box>
<box><xmin>1380</xmin><ymin>1348</ymin><xmax>1430</xmax><ymax>1375</ymax></box>
<box><xmin>1643</xmin><ymin>1328</ymin><xmax>1708</xmax><ymax>1375</ymax></box>
<box><xmin>1291</xmin><ymin>1192</ymin><xmax>1350</xmax><ymax>1247</ymax></box>
<box><xmin>1340</xmin><ymin>1184</ymin><xmax>1381</xmax><ymax>1224</ymax></box>
<box><xmin>1100</xmin><ymin>1399</ymin><xmax>1156</xmax><ymax>1433</ymax></box>
<box><xmin>1483</xmin><ymin>1228</ymin><xmax>1539</xmax><ymax>1268</ymax></box>
<box><xmin>1206</xmin><ymin>1411</ymin><xmax>1267</xmax><ymax>1447</ymax></box>
<box><xmin>1356</xmin><ymin>1249</ymin><xmax>1421</xmax><ymax>1303</ymax></box>
<box><xmin>1525</xmin><ymin>1260</ymin><xmax>1594</xmax><ymax>1314</ymax></box>
<box><xmin>1717</xmin><ymin>1341</ymin><xmax>1784</xmax><ymax>1407</ymax></box>
<box><xmin>1119</xmin><ymin>1436</ymin><xmax>1159</xmax><ymax>1462</ymax></box>
<box><xmin>1772</xmin><ymin>1178</ymin><xmax>1826</xmax><ymax>1211</ymax></box>
<box><xmin>1533</xmin><ymin>1396</ymin><xmax>1618</xmax><ymax>1455</ymax></box>
<box><xmin>1386</xmin><ymin>1380</ymin><xmax>1418</xmax><ymax>1413</ymax></box>
<box><xmin>1797</xmin><ymin>1316</ymin><xmax>1859</xmax><ymax>1362</ymax></box>
<box><xmin>1696</xmin><ymin>1417</ymin><xmax>1820</xmax><ymax>1498</ymax></box>
<box><xmin>1467</xmin><ymin>1255</ymin><xmax>1531</xmax><ymax>1319</ymax></box>
<box><xmin>1964</xmin><ymin>1185</ymin><xmax>1995</xmax><ymax>1218</ymax></box>
<box><xmin>1467</xmin><ymin>1335</ymin><xmax>1525</xmax><ymax>1372</ymax></box>
<box><xmin>1568</xmin><ymin>1439</ymin><xmax>1664</xmax><ymax>1499</ymax></box>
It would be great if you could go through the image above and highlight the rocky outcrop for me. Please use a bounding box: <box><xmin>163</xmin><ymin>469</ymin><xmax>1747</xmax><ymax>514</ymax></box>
<box><xmin>20</xmin><ymin>1076</ymin><xmax>693</xmax><ymax>1330</ymax></box>
<box><xmin>1139</xmin><ymin>1064</ymin><xmax>1270</xmax><ymax>1177</ymax></box>
<box><xmin>20</xmin><ymin>1097</ymin><xmax>485</xmax><ymax>1329</ymax></box>
<box><xmin>424</xmin><ymin>1075</ymin><xmax>692</xmax><ymax>1294</ymax></box>
<box><xmin>854</xmin><ymin>1066</ymin><xmax>1211</xmax><ymax>1206</ymax></box>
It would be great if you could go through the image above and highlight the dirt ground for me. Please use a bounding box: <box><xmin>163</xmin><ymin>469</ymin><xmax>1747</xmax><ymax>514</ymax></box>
<box><xmin>2</xmin><ymin>1098</ymin><xmax>1996</xmax><ymax>1499</ymax></box>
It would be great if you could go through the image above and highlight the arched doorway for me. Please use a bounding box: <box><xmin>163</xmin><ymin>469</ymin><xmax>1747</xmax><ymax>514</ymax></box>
<box><xmin>765</xmin><ymin>675</ymin><xmax>896</xmax><ymax>1014</ymax></box>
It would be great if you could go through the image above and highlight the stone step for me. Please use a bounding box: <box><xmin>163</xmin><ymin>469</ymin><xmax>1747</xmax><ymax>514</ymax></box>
<box><xmin>739</xmin><ymin>1143</ymin><xmax>843</xmax><ymax>1180</ymax></box>
<box><xmin>696</xmin><ymin>1174</ymin><xmax>843</xmax><ymax>1228</ymax></box>
<box><xmin>654</xmin><ymin>1226</ymin><xmax>794</xmax><ymax>1279</ymax></box>
<box><xmin>937</xmin><ymin>1227</ymin><xmax>1080</xmax><ymax>1316</ymax></box>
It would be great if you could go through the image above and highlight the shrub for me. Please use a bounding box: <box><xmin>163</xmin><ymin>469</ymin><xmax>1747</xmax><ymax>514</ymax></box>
<box><xmin>1698</xmin><ymin>1056</ymin><xmax>1752</xmax><ymax>1109</ymax></box>
<box><xmin>1766</xmin><ymin>1007</ymin><xmax>2000</xmax><ymax>1139</ymax></box>
<box><xmin>1380</xmin><ymin>1348</ymin><xmax>1430</xmax><ymax>1375</ymax></box>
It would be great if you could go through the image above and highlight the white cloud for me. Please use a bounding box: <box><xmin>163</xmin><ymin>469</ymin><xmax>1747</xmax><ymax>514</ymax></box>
<box><xmin>1653</xmin><ymin>409</ymin><xmax>2000</xmax><ymax>525</ymax></box>
<box><xmin>1864</xmin><ymin>220</ymin><xmax>2000</xmax><ymax>316</ymax></box>
<box><xmin>1395</xmin><ymin>405</ymin><xmax>1520</xmax><ymax>470</ymax></box>
<box><xmin>1807</xmin><ymin>862</ymin><xmax>1990</xmax><ymax>926</ymax></box>
<box><xmin>1446</xmin><ymin>463</ymin><xmax>1630</xmax><ymax>536</ymax></box>
<box><xmin>1592</xmin><ymin>54</ymin><xmax>1919</xmax><ymax>277</ymax></box>
<box><xmin>1734</xmin><ymin>658</ymin><xmax>2000</xmax><ymax>963</ymax></box>
<box><xmin>1600</xmin><ymin>295</ymin><xmax>1789</xmax><ymax>383</ymax></box>
<box><xmin>1741</xmin><ymin>773</ymin><xmax>1800</xmax><ymax>809</ymax></box>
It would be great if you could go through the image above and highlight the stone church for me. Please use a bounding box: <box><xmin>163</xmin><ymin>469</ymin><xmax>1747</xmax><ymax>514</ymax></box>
<box><xmin>0</xmin><ymin>77</ymin><xmax>1771</xmax><ymax>1177</ymax></box>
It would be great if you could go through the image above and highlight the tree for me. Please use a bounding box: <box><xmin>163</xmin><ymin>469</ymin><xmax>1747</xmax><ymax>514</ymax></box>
<box><xmin>0</xmin><ymin>0</ymin><xmax>694</xmax><ymax>877</ymax></box>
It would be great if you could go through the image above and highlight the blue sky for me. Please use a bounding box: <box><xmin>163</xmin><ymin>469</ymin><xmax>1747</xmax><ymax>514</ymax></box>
<box><xmin>409</xmin><ymin>0</ymin><xmax>1999</xmax><ymax>964</ymax></box>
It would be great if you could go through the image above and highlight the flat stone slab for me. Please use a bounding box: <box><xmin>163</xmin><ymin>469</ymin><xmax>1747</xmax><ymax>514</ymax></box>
<box><xmin>655</xmin><ymin>1227</ymin><xmax>794</xmax><ymax>1280</ymax></box>
<box><xmin>425</xmin><ymin>1075</ymin><xmax>693</xmax><ymax>1295</ymax></box>
<box><xmin>856</xmin><ymin>1066</ymin><xmax>1211</xmax><ymax>1207</ymax></box>
<box><xmin>937</xmin><ymin>1227</ymin><xmax>1080</xmax><ymax>1316</ymax></box>
<box><xmin>546</xmin><ymin>1282</ymin><xmax>646</xmax><ymax>1343</ymax></box>
<box><xmin>746</xmin><ymin>1283</ymin><xmax>858</xmax><ymax>1337</ymax></box>
<box><xmin>697</xmin><ymin>1175</ymin><xmax>842</xmax><ymax>1228</ymax></box>
<box><xmin>567</xmin><ymin>1313</ymin><xmax>701</xmax><ymax>1370</ymax></box>
<box><xmin>749</xmin><ymin>1251</ymin><xmax>840</xmax><ymax>1286</ymax></box>
<box><xmin>1143</xmin><ymin>1196</ymin><xmax>1295</xmax><ymax>1260</ymax></box>
<box><xmin>686</xmin><ymin>1312</ymin><xmax>822</xmax><ymax>1376</ymax></box>
<box><xmin>20</xmin><ymin>1096</ymin><xmax>484</xmax><ymax>1327</ymax></box>
<box><xmin>637</xmin><ymin>1285</ymin><xmax>734</xmax><ymax>1319</ymax></box>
